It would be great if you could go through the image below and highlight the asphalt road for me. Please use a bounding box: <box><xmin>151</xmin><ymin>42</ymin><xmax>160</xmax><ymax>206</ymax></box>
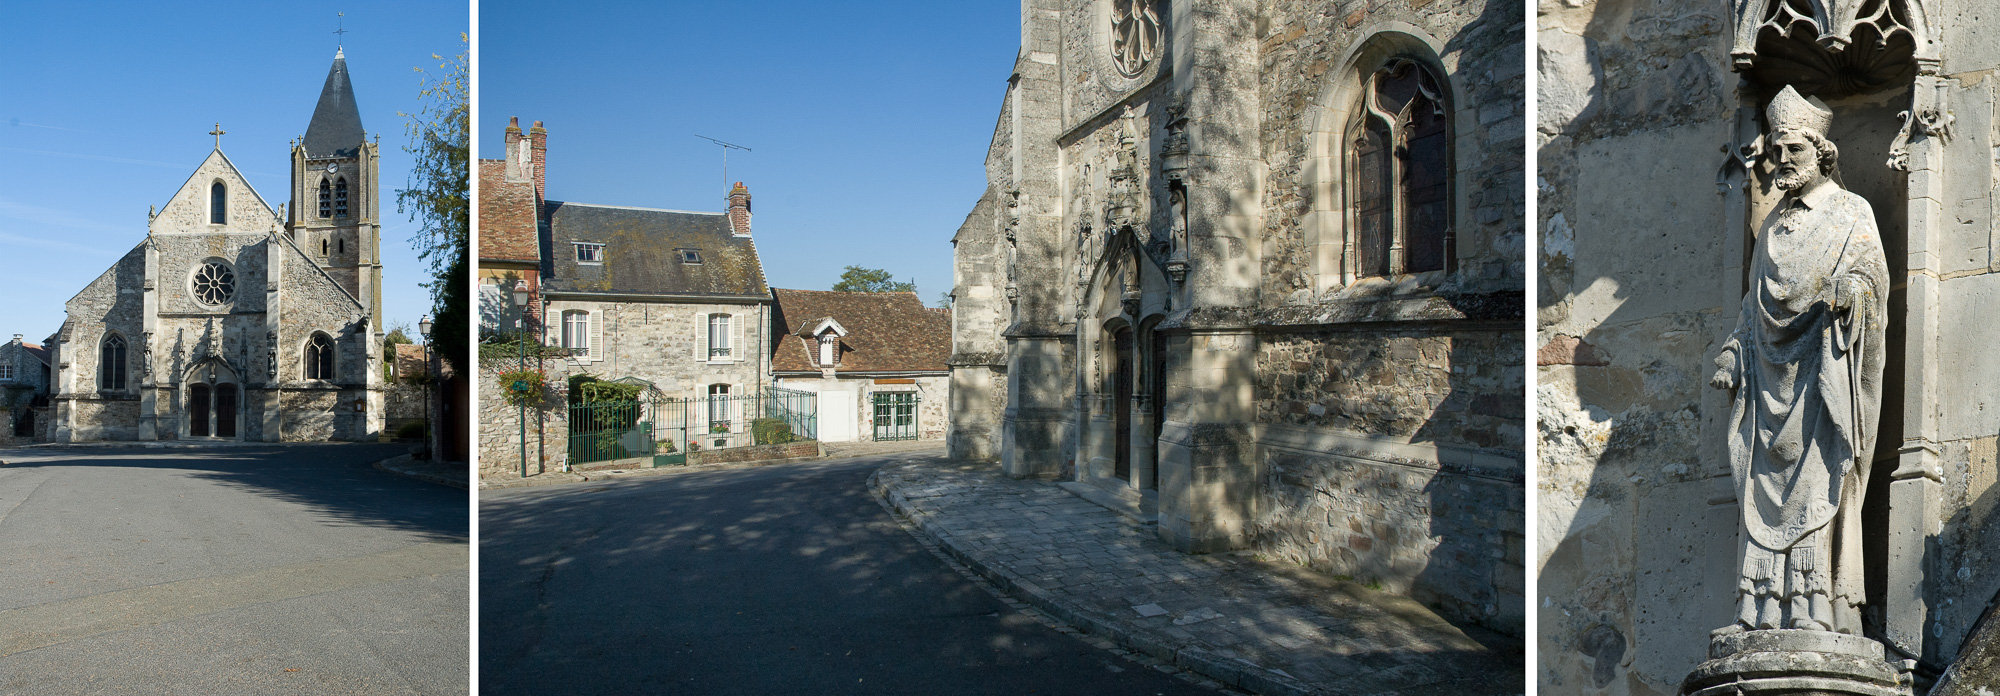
<box><xmin>480</xmin><ymin>455</ymin><xmax>1218</xmax><ymax>696</ymax></box>
<box><xmin>0</xmin><ymin>444</ymin><xmax>469</xmax><ymax>695</ymax></box>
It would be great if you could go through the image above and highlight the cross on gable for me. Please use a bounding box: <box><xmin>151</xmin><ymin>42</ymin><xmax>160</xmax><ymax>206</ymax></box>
<box><xmin>209</xmin><ymin>123</ymin><xmax>226</xmax><ymax>149</ymax></box>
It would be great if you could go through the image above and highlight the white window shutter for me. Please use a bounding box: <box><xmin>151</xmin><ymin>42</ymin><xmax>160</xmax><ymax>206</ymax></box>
<box><xmin>695</xmin><ymin>313</ymin><xmax>709</xmax><ymax>362</ymax></box>
<box><xmin>588</xmin><ymin>309</ymin><xmax>603</xmax><ymax>361</ymax></box>
<box><xmin>731</xmin><ymin>313</ymin><xmax>745</xmax><ymax>363</ymax></box>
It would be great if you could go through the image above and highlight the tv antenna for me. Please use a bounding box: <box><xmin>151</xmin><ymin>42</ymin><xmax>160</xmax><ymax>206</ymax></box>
<box><xmin>694</xmin><ymin>134</ymin><xmax>751</xmax><ymax>198</ymax></box>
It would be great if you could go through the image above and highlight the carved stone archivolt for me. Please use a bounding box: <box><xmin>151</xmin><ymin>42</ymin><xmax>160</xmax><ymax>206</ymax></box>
<box><xmin>1729</xmin><ymin>0</ymin><xmax>1933</xmax><ymax>99</ymax></box>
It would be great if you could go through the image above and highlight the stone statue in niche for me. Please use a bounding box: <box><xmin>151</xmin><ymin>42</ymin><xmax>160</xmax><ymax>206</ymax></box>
<box><xmin>1708</xmin><ymin>86</ymin><xmax>1888</xmax><ymax>636</ymax></box>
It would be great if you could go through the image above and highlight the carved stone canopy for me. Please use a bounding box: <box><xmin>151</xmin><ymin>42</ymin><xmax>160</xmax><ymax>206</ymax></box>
<box><xmin>1730</xmin><ymin>0</ymin><xmax>1934</xmax><ymax>98</ymax></box>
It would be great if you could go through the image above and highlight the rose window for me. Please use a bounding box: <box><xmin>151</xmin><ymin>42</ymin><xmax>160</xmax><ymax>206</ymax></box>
<box><xmin>1110</xmin><ymin>0</ymin><xmax>1163</xmax><ymax>77</ymax></box>
<box><xmin>192</xmin><ymin>262</ymin><xmax>235</xmax><ymax>306</ymax></box>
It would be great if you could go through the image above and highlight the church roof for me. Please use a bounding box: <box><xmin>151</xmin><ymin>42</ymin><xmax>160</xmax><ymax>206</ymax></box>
<box><xmin>477</xmin><ymin>159</ymin><xmax>539</xmax><ymax>263</ymax></box>
<box><xmin>541</xmin><ymin>201</ymin><xmax>768</xmax><ymax>300</ymax></box>
<box><xmin>302</xmin><ymin>50</ymin><xmax>366</xmax><ymax>158</ymax></box>
<box><xmin>769</xmin><ymin>289</ymin><xmax>951</xmax><ymax>374</ymax></box>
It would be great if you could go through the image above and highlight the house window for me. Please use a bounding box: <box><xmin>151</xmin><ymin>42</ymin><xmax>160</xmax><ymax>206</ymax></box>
<box><xmin>334</xmin><ymin>177</ymin><xmax>349</xmax><ymax>217</ymax></box>
<box><xmin>708</xmin><ymin>314</ymin><xmax>732</xmax><ymax>360</ymax></box>
<box><xmin>707</xmin><ymin>383</ymin><xmax>731</xmax><ymax>432</ymax></box>
<box><xmin>0</xmin><ymin>363</ymin><xmax>14</xmax><ymax>380</ymax></box>
<box><xmin>574</xmin><ymin>243</ymin><xmax>604</xmax><ymax>263</ymax></box>
<box><xmin>100</xmin><ymin>334</ymin><xmax>127</xmax><ymax>391</ymax></box>
<box><xmin>1349</xmin><ymin>58</ymin><xmax>1451</xmax><ymax>276</ymax></box>
<box><xmin>305</xmin><ymin>333</ymin><xmax>336</xmax><ymax>380</ymax></box>
<box><xmin>680</xmin><ymin>249</ymin><xmax>702</xmax><ymax>264</ymax></box>
<box><xmin>210</xmin><ymin>182</ymin><xmax>227</xmax><ymax>224</ymax></box>
<box><xmin>562</xmin><ymin>310</ymin><xmax>590</xmax><ymax>356</ymax></box>
<box><xmin>819</xmin><ymin>334</ymin><xmax>837</xmax><ymax>366</ymax></box>
<box><xmin>318</xmin><ymin>179</ymin><xmax>332</xmax><ymax>218</ymax></box>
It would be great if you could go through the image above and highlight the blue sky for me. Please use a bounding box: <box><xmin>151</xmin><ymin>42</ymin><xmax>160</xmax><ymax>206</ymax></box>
<box><xmin>478</xmin><ymin>1</ymin><xmax>1020</xmax><ymax>306</ymax></box>
<box><xmin>0</xmin><ymin>2</ymin><xmax>467</xmax><ymax>342</ymax></box>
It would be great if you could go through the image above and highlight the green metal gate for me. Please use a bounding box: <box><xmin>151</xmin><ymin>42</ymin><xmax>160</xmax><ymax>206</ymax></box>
<box><xmin>568</xmin><ymin>387</ymin><xmax>819</xmax><ymax>468</ymax></box>
<box><xmin>871</xmin><ymin>391</ymin><xmax>919</xmax><ymax>441</ymax></box>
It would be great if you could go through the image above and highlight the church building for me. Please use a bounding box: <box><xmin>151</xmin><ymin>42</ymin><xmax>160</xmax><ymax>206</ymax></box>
<box><xmin>45</xmin><ymin>49</ymin><xmax>386</xmax><ymax>442</ymax></box>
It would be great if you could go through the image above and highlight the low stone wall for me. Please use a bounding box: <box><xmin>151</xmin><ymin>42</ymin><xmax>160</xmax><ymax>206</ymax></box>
<box><xmin>478</xmin><ymin>358</ymin><xmax>574</xmax><ymax>482</ymax></box>
<box><xmin>691</xmin><ymin>440</ymin><xmax>820</xmax><ymax>466</ymax></box>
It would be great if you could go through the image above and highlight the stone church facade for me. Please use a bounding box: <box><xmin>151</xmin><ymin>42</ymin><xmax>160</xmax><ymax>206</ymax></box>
<box><xmin>949</xmin><ymin>0</ymin><xmax>1525</xmax><ymax>635</ymax></box>
<box><xmin>45</xmin><ymin>50</ymin><xmax>385</xmax><ymax>443</ymax></box>
<box><xmin>1540</xmin><ymin>1</ymin><xmax>1999</xmax><ymax>693</ymax></box>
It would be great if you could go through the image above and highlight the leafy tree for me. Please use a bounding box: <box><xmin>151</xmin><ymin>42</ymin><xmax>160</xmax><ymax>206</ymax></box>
<box><xmin>831</xmin><ymin>265</ymin><xmax>916</xmax><ymax>293</ymax></box>
<box><xmin>936</xmin><ymin>292</ymin><xmax>953</xmax><ymax>309</ymax></box>
<box><xmin>382</xmin><ymin>322</ymin><xmax>414</xmax><ymax>382</ymax></box>
<box><xmin>396</xmin><ymin>36</ymin><xmax>469</xmax><ymax>371</ymax></box>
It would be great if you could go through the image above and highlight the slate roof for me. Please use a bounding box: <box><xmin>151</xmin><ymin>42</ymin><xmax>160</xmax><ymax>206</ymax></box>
<box><xmin>302</xmin><ymin>51</ymin><xmax>366</xmax><ymax>158</ymax></box>
<box><xmin>769</xmin><ymin>289</ymin><xmax>951</xmax><ymax>374</ymax></box>
<box><xmin>477</xmin><ymin>159</ymin><xmax>539</xmax><ymax>263</ymax></box>
<box><xmin>20</xmin><ymin>343</ymin><xmax>49</xmax><ymax>367</ymax></box>
<box><xmin>541</xmin><ymin>201</ymin><xmax>767</xmax><ymax>299</ymax></box>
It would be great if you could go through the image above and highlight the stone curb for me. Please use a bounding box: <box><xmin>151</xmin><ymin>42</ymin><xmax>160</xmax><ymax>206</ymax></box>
<box><xmin>867</xmin><ymin>467</ymin><xmax>1322</xmax><ymax>696</ymax></box>
<box><xmin>371</xmin><ymin>452</ymin><xmax>470</xmax><ymax>490</ymax></box>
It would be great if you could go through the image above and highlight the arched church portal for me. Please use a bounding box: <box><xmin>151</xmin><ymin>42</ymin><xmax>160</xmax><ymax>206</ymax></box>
<box><xmin>184</xmin><ymin>361</ymin><xmax>242</xmax><ymax>440</ymax></box>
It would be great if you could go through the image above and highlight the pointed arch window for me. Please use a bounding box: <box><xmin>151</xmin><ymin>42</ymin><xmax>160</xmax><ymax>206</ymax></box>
<box><xmin>305</xmin><ymin>333</ymin><xmax>336</xmax><ymax>380</ymax></box>
<box><xmin>210</xmin><ymin>182</ymin><xmax>227</xmax><ymax>224</ymax></box>
<box><xmin>318</xmin><ymin>179</ymin><xmax>332</xmax><ymax>218</ymax></box>
<box><xmin>99</xmin><ymin>334</ymin><xmax>127</xmax><ymax>391</ymax></box>
<box><xmin>1348</xmin><ymin>58</ymin><xmax>1451</xmax><ymax>277</ymax></box>
<box><xmin>334</xmin><ymin>177</ymin><xmax>349</xmax><ymax>217</ymax></box>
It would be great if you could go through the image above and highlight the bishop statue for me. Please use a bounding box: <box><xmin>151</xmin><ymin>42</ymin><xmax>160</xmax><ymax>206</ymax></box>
<box><xmin>1709</xmin><ymin>85</ymin><xmax>1889</xmax><ymax>636</ymax></box>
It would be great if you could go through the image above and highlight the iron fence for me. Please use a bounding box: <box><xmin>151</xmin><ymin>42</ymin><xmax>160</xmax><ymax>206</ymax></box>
<box><xmin>568</xmin><ymin>387</ymin><xmax>818</xmax><ymax>468</ymax></box>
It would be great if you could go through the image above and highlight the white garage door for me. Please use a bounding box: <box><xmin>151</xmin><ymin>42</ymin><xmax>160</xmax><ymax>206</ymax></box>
<box><xmin>818</xmin><ymin>390</ymin><xmax>858</xmax><ymax>443</ymax></box>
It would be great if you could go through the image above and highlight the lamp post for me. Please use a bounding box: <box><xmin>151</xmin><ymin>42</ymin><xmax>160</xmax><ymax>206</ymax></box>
<box><xmin>417</xmin><ymin>314</ymin><xmax>433</xmax><ymax>460</ymax></box>
<box><xmin>513</xmin><ymin>280</ymin><xmax>531</xmax><ymax>478</ymax></box>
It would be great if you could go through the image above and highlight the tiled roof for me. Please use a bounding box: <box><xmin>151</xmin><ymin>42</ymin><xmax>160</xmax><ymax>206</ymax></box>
<box><xmin>393</xmin><ymin>343</ymin><xmax>430</xmax><ymax>380</ymax></box>
<box><xmin>477</xmin><ymin>159</ymin><xmax>539</xmax><ymax>262</ymax></box>
<box><xmin>542</xmin><ymin>201</ymin><xmax>767</xmax><ymax>299</ymax></box>
<box><xmin>769</xmin><ymin>289</ymin><xmax>950</xmax><ymax>374</ymax></box>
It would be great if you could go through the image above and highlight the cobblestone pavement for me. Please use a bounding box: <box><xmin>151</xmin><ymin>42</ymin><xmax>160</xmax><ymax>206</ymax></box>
<box><xmin>872</xmin><ymin>458</ymin><xmax>1524</xmax><ymax>696</ymax></box>
<box><xmin>823</xmin><ymin>439</ymin><xmax>945</xmax><ymax>460</ymax></box>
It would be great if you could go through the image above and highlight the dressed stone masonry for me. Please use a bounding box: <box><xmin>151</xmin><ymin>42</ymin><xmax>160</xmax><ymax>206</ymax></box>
<box><xmin>1539</xmin><ymin>0</ymin><xmax>2000</xmax><ymax>693</ymax></box>
<box><xmin>949</xmin><ymin>0</ymin><xmax>1526</xmax><ymax>637</ymax></box>
<box><xmin>46</xmin><ymin>50</ymin><xmax>384</xmax><ymax>443</ymax></box>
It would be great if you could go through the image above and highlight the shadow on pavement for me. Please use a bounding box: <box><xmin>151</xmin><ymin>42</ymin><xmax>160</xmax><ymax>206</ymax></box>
<box><xmin>2</xmin><ymin>444</ymin><xmax>466</xmax><ymax>543</ymax></box>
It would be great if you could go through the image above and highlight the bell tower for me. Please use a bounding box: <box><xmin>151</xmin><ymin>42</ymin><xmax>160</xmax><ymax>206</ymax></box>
<box><xmin>287</xmin><ymin>47</ymin><xmax>383</xmax><ymax>335</ymax></box>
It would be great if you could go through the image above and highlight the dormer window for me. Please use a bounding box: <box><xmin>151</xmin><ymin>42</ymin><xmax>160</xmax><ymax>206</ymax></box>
<box><xmin>680</xmin><ymin>249</ymin><xmax>702</xmax><ymax>264</ymax></box>
<box><xmin>318</xmin><ymin>179</ymin><xmax>332</xmax><ymax>218</ymax></box>
<box><xmin>334</xmin><ymin>177</ymin><xmax>349</xmax><ymax>217</ymax></box>
<box><xmin>818</xmin><ymin>334</ymin><xmax>837</xmax><ymax>366</ymax></box>
<box><xmin>574</xmin><ymin>242</ymin><xmax>604</xmax><ymax>264</ymax></box>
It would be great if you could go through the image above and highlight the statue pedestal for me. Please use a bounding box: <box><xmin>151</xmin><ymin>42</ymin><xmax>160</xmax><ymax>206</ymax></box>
<box><xmin>1681</xmin><ymin>629</ymin><xmax>1912</xmax><ymax>696</ymax></box>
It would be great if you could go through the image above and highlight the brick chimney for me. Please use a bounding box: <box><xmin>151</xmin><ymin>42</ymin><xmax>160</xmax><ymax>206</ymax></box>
<box><xmin>727</xmin><ymin>182</ymin><xmax>752</xmax><ymax>238</ymax></box>
<box><xmin>529</xmin><ymin>120</ymin><xmax>549</xmax><ymax>203</ymax></box>
<box><xmin>503</xmin><ymin>116</ymin><xmax>525</xmax><ymax>180</ymax></box>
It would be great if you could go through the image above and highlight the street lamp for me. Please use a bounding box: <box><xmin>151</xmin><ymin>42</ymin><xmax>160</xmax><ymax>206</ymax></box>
<box><xmin>417</xmin><ymin>314</ymin><xmax>433</xmax><ymax>460</ymax></box>
<box><xmin>513</xmin><ymin>280</ymin><xmax>531</xmax><ymax>478</ymax></box>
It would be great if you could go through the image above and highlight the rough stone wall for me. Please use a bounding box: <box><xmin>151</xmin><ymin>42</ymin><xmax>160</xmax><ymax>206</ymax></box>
<box><xmin>1256</xmin><ymin>328</ymin><xmax>1524</xmax><ymax>449</ymax></box>
<box><xmin>542</xmin><ymin>298</ymin><xmax>767</xmax><ymax>399</ymax></box>
<box><xmin>479</xmin><ymin>357</ymin><xmax>575</xmax><ymax>481</ymax></box>
<box><xmin>384</xmin><ymin>379</ymin><xmax>427</xmax><ymax>433</ymax></box>
<box><xmin>0</xmin><ymin>342</ymin><xmax>51</xmax><ymax>404</ymax></box>
<box><xmin>1539</xmin><ymin>0</ymin><xmax>2000</xmax><ymax>691</ymax></box>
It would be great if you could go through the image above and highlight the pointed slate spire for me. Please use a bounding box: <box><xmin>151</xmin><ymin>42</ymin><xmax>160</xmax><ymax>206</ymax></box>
<box><xmin>302</xmin><ymin>49</ymin><xmax>365</xmax><ymax>157</ymax></box>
